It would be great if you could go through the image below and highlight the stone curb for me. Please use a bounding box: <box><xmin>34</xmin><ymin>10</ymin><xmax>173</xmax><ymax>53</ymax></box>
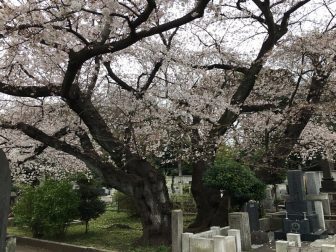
<box><xmin>16</xmin><ymin>236</ymin><xmax>114</xmax><ymax>252</ymax></box>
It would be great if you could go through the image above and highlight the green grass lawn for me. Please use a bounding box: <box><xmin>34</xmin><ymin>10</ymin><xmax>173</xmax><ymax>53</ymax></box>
<box><xmin>8</xmin><ymin>207</ymin><xmax>196</xmax><ymax>252</ymax></box>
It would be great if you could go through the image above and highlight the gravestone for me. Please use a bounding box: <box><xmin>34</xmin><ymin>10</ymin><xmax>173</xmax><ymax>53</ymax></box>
<box><xmin>172</xmin><ymin>210</ymin><xmax>183</xmax><ymax>252</ymax></box>
<box><xmin>229</xmin><ymin>212</ymin><xmax>251</xmax><ymax>251</ymax></box>
<box><xmin>0</xmin><ymin>149</ymin><xmax>10</xmax><ymax>252</ymax></box>
<box><xmin>244</xmin><ymin>200</ymin><xmax>269</xmax><ymax>244</ymax></box>
<box><xmin>305</xmin><ymin>172</ymin><xmax>326</xmax><ymax>230</ymax></box>
<box><xmin>274</xmin><ymin>170</ymin><xmax>327</xmax><ymax>241</ymax></box>
<box><xmin>244</xmin><ymin>200</ymin><xmax>260</xmax><ymax>232</ymax></box>
<box><xmin>262</xmin><ymin>187</ymin><xmax>275</xmax><ymax>212</ymax></box>
<box><xmin>320</xmin><ymin>160</ymin><xmax>336</xmax><ymax>193</ymax></box>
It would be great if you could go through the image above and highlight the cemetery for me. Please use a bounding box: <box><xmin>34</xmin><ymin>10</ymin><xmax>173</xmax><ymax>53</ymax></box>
<box><xmin>5</xmin><ymin>154</ymin><xmax>336</xmax><ymax>251</ymax></box>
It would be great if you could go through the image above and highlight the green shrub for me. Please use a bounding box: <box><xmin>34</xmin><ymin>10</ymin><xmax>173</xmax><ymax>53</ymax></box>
<box><xmin>114</xmin><ymin>191</ymin><xmax>138</xmax><ymax>216</ymax></box>
<box><xmin>13</xmin><ymin>180</ymin><xmax>80</xmax><ymax>238</ymax></box>
<box><xmin>76</xmin><ymin>175</ymin><xmax>106</xmax><ymax>233</ymax></box>
<box><xmin>204</xmin><ymin>148</ymin><xmax>266</xmax><ymax>206</ymax></box>
<box><xmin>171</xmin><ymin>194</ymin><xmax>196</xmax><ymax>213</ymax></box>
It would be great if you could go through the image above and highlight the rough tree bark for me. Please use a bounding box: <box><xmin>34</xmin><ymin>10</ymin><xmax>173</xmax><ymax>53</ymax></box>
<box><xmin>269</xmin><ymin>60</ymin><xmax>331</xmax><ymax>170</ymax></box>
<box><xmin>188</xmin><ymin>160</ymin><xmax>229</xmax><ymax>232</ymax></box>
<box><xmin>124</xmin><ymin>159</ymin><xmax>172</xmax><ymax>245</ymax></box>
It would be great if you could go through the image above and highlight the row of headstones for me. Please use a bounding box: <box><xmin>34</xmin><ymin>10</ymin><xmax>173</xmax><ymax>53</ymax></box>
<box><xmin>276</xmin><ymin>234</ymin><xmax>336</xmax><ymax>252</ymax></box>
<box><xmin>263</xmin><ymin>172</ymin><xmax>329</xmax><ymax>230</ymax></box>
<box><xmin>263</xmin><ymin>172</ymin><xmax>328</xmax><ymax>208</ymax></box>
<box><xmin>181</xmin><ymin>228</ymin><xmax>240</xmax><ymax>252</ymax></box>
<box><xmin>172</xmin><ymin>210</ymin><xmax>251</xmax><ymax>252</ymax></box>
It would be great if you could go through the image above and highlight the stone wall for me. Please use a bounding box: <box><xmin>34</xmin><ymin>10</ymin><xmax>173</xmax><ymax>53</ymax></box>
<box><xmin>172</xmin><ymin>210</ymin><xmax>242</xmax><ymax>252</ymax></box>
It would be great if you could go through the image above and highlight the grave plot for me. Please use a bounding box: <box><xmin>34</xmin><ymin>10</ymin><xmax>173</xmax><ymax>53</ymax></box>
<box><xmin>274</xmin><ymin>170</ymin><xmax>328</xmax><ymax>241</ymax></box>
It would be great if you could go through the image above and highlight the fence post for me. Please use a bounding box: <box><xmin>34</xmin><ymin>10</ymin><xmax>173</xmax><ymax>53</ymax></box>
<box><xmin>172</xmin><ymin>210</ymin><xmax>183</xmax><ymax>252</ymax></box>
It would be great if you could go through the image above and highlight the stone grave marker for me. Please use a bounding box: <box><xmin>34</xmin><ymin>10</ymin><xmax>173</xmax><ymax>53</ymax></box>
<box><xmin>172</xmin><ymin>210</ymin><xmax>183</xmax><ymax>252</ymax></box>
<box><xmin>320</xmin><ymin>160</ymin><xmax>336</xmax><ymax>193</ymax></box>
<box><xmin>229</xmin><ymin>212</ymin><xmax>251</xmax><ymax>251</ymax></box>
<box><xmin>0</xmin><ymin>150</ymin><xmax>10</xmax><ymax>252</ymax></box>
<box><xmin>262</xmin><ymin>187</ymin><xmax>275</xmax><ymax>212</ymax></box>
<box><xmin>305</xmin><ymin>172</ymin><xmax>326</xmax><ymax>230</ymax></box>
<box><xmin>274</xmin><ymin>170</ymin><xmax>327</xmax><ymax>241</ymax></box>
<box><xmin>244</xmin><ymin>200</ymin><xmax>260</xmax><ymax>232</ymax></box>
<box><xmin>244</xmin><ymin>200</ymin><xmax>269</xmax><ymax>244</ymax></box>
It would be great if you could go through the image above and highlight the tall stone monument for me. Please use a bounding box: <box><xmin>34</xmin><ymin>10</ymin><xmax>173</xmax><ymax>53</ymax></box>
<box><xmin>274</xmin><ymin>170</ymin><xmax>327</xmax><ymax>241</ymax></box>
<box><xmin>0</xmin><ymin>149</ymin><xmax>10</xmax><ymax>252</ymax></box>
<box><xmin>320</xmin><ymin>160</ymin><xmax>336</xmax><ymax>192</ymax></box>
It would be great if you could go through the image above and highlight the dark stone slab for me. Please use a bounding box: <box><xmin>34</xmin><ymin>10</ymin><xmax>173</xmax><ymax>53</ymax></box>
<box><xmin>274</xmin><ymin>170</ymin><xmax>327</xmax><ymax>241</ymax></box>
<box><xmin>0</xmin><ymin>149</ymin><xmax>10</xmax><ymax>252</ymax></box>
<box><xmin>244</xmin><ymin>201</ymin><xmax>260</xmax><ymax>232</ymax></box>
<box><xmin>283</xmin><ymin>218</ymin><xmax>310</xmax><ymax>234</ymax></box>
<box><xmin>287</xmin><ymin>170</ymin><xmax>306</xmax><ymax>202</ymax></box>
<box><xmin>320</xmin><ymin>160</ymin><xmax>336</xmax><ymax>193</ymax></box>
<box><xmin>274</xmin><ymin>229</ymin><xmax>328</xmax><ymax>241</ymax></box>
<box><xmin>286</xmin><ymin>201</ymin><xmax>308</xmax><ymax>214</ymax></box>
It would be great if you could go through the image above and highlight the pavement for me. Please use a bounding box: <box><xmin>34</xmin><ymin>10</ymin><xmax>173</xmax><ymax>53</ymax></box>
<box><xmin>16</xmin><ymin>245</ymin><xmax>50</xmax><ymax>252</ymax></box>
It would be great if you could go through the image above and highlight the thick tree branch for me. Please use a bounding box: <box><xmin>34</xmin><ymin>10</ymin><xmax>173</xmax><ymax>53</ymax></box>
<box><xmin>75</xmin><ymin>128</ymin><xmax>99</xmax><ymax>156</ymax></box>
<box><xmin>240</xmin><ymin>103</ymin><xmax>277</xmax><ymax>113</ymax></box>
<box><xmin>103</xmin><ymin>61</ymin><xmax>138</xmax><ymax>94</ymax></box>
<box><xmin>61</xmin><ymin>0</ymin><xmax>210</xmax><ymax>98</ymax></box>
<box><xmin>192</xmin><ymin>63</ymin><xmax>248</xmax><ymax>74</ymax></box>
<box><xmin>74</xmin><ymin>0</ymin><xmax>210</xmax><ymax>61</ymax></box>
<box><xmin>0</xmin><ymin>122</ymin><xmax>85</xmax><ymax>160</ymax></box>
<box><xmin>17</xmin><ymin>126</ymin><xmax>69</xmax><ymax>165</ymax></box>
<box><xmin>86</xmin><ymin>57</ymin><xmax>101</xmax><ymax>98</ymax></box>
<box><xmin>130</xmin><ymin>0</ymin><xmax>156</xmax><ymax>30</ymax></box>
<box><xmin>280</xmin><ymin>0</ymin><xmax>311</xmax><ymax>30</ymax></box>
<box><xmin>211</xmin><ymin>0</ymin><xmax>310</xmax><ymax>137</ymax></box>
<box><xmin>0</xmin><ymin>82</ymin><xmax>61</xmax><ymax>98</ymax></box>
<box><xmin>140</xmin><ymin>59</ymin><xmax>163</xmax><ymax>94</ymax></box>
<box><xmin>65</xmin><ymin>91</ymin><xmax>132</xmax><ymax>165</ymax></box>
<box><xmin>0</xmin><ymin>121</ymin><xmax>137</xmax><ymax>195</ymax></box>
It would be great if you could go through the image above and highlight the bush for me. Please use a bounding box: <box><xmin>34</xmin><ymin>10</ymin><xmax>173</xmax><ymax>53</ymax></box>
<box><xmin>13</xmin><ymin>180</ymin><xmax>80</xmax><ymax>238</ymax></box>
<box><xmin>171</xmin><ymin>194</ymin><xmax>197</xmax><ymax>213</ymax></box>
<box><xmin>76</xmin><ymin>175</ymin><xmax>106</xmax><ymax>233</ymax></box>
<box><xmin>204</xmin><ymin>148</ymin><xmax>266</xmax><ymax>206</ymax></box>
<box><xmin>114</xmin><ymin>191</ymin><xmax>138</xmax><ymax>216</ymax></box>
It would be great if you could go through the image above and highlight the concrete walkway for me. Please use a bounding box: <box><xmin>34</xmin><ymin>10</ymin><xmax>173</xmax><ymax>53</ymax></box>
<box><xmin>16</xmin><ymin>245</ymin><xmax>50</xmax><ymax>252</ymax></box>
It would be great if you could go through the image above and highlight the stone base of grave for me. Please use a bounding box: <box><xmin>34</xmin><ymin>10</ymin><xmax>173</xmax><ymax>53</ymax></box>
<box><xmin>283</xmin><ymin>214</ymin><xmax>319</xmax><ymax>233</ymax></box>
<box><xmin>325</xmin><ymin>219</ymin><xmax>336</xmax><ymax>234</ymax></box>
<box><xmin>251</xmin><ymin>231</ymin><xmax>269</xmax><ymax>244</ymax></box>
<box><xmin>320</xmin><ymin>179</ymin><xmax>336</xmax><ymax>193</ymax></box>
<box><xmin>274</xmin><ymin>229</ymin><xmax>328</xmax><ymax>241</ymax></box>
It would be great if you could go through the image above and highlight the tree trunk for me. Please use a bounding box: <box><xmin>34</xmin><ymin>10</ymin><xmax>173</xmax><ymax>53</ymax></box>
<box><xmin>119</xmin><ymin>159</ymin><xmax>172</xmax><ymax>245</ymax></box>
<box><xmin>188</xmin><ymin>160</ymin><xmax>229</xmax><ymax>232</ymax></box>
<box><xmin>85</xmin><ymin>221</ymin><xmax>89</xmax><ymax>234</ymax></box>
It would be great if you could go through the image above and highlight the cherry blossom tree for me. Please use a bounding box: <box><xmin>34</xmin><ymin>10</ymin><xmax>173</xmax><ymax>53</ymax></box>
<box><xmin>169</xmin><ymin>0</ymin><xmax>322</xmax><ymax>230</ymax></box>
<box><xmin>0</xmin><ymin>0</ymin><xmax>211</xmax><ymax>244</ymax></box>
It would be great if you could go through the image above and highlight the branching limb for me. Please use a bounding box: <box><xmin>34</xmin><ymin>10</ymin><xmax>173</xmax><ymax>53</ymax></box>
<box><xmin>0</xmin><ymin>81</ymin><xmax>61</xmax><ymax>98</ymax></box>
<box><xmin>240</xmin><ymin>103</ymin><xmax>277</xmax><ymax>113</ymax></box>
<box><xmin>86</xmin><ymin>57</ymin><xmax>101</xmax><ymax>98</ymax></box>
<box><xmin>103</xmin><ymin>61</ymin><xmax>138</xmax><ymax>94</ymax></box>
<box><xmin>17</xmin><ymin>126</ymin><xmax>70</xmax><ymax>165</ymax></box>
<box><xmin>192</xmin><ymin>63</ymin><xmax>248</xmax><ymax>74</ymax></box>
